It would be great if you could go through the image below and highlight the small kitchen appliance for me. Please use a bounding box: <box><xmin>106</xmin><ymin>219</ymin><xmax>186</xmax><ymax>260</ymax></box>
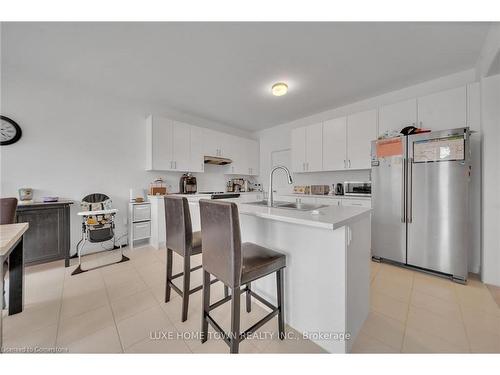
<box><xmin>179</xmin><ymin>173</ymin><xmax>197</xmax><ymax>194</ymax></box>
<box><xmin>310</xmin><ymin>185</ymin><xmax>330</xmax><ymax>195</ymax></box>
<box><xmin>334</xmin><ymin>183</ymin><xmax>344</xmax><ymax>196</ymax></box>
<box><xmin>343</xmin><ymin>182</ymin><xmax>371</xmax><ymax>196</ymax></box>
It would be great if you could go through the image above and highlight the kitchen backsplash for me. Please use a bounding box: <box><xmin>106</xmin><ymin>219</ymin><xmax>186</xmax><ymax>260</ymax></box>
<box><xmin>276</xmin><ymin>169</ymin><xmax>371</xmax><ymax>194</ymax></box>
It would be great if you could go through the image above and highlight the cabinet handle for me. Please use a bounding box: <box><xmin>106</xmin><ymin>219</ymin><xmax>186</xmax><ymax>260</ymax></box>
<box><xmin>348</xmin><ymin>160</ymin><xmax>351</xmax><ymax>168</ymax></box>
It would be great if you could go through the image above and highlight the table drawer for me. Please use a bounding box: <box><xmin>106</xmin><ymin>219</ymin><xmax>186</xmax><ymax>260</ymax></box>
<box><xmin>133</xmin><ymin>204</ymin><xmax>151</xmax><ymax>222</ymax></box>
<box><xmin>133</xmin><ymin>221</ymin><xmax>151</xmax><ymax>240</ymax></box>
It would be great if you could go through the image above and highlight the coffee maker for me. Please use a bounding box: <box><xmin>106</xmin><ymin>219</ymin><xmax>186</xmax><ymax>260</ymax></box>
<box><xmin>179</xmin><ymin>173</ymin><xmax>197</xmax><ymax>194</ymax></box>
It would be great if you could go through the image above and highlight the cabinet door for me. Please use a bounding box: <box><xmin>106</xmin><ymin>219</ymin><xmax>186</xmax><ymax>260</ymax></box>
<box><xmin>316</xmin><ymin>197</ymin><xmax>341</xmax><ymax>206</ymax></box>
<box><xmin>172</xmin><ymin>121</ymin><xmax>191</xmax><ymax>171</ymax></box>
<box><xmin>323</xmin><ymin>117</ymin><xmax>347</xmax><ymax>171</ymax></box>
<box><xmin>247</xmin><ymin>139</ymin><xmax>259</xmax><ymax>175</ymax></box>
<box><xmin>306</xmin><ymin>123</ymin><xmax>323</xmax><ymax>172</ymax></box>
<box><xmin>226</xmin><ymin>135</ymin><xmax>247</xmax><ymax>174</ymax></box>
<box><xmin>379</xmin><ymin>98</ymin><xmax>417</xmax><ymax>136</ymax></box>
<box><xmin>347</xmin><ymin>109</ymin><xmax>377</xmax><ymax>170</ymax></box>
<box><xmin>190</xmin><ymin>125</ymin><xmax>205</xmax><ymax>172</ymax></box>
<box><xmin>341</xmin><ymin>199</ymin><xmax>371</xmax><ymax>208</ymax></box>
<box><xmin>291</xmin><ymin>127</ymin><xmax>307</xmax><ymax>172</ymax></box>
<box><xmin>417</xmin><ymin>86</ymin><xmax>466</xmax><ymax>131</ymax></box>
<box><xmin>151</xmin><ymin>116</ymin><xmax>173</xmax><ymax>170</ymax></box>
<box><xmin>17</xmin><ymin>207</ymin><xmax>66</xmax><ymax>264</ymax></box>
<box><xmin>203</xmin><ymin>128</ymin><xmax>220</xmax><ymax>157</ymax></box>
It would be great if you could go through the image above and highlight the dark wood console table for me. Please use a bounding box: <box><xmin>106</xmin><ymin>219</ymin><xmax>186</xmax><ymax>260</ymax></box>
<box><xmin>16</xmin><ymin>200</ymin><xmax>73</xmax><ymax>267</ymax></box>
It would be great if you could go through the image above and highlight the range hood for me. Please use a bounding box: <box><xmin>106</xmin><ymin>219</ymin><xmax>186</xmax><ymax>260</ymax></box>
<box><xmin>204</xmin><ymin>155</ymin><xmax>233</xmax><ymax>165</ymax></box>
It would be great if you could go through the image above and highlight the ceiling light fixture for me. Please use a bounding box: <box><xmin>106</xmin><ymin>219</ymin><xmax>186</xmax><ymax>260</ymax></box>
<box><xmin>272</xmin><ymin>82</ymin><xmax>288</xmax><ymax>96</ymax></box>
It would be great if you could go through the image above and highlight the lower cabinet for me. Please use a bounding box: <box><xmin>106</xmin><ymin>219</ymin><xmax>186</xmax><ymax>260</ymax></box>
<box><xmin>16</xmin><ymin>201</ymin><xmax>72</xmax><ymax>266</ymax></box>
<box><xmin>277</xmin><ymin>195</ymin><xmax>371</xmax><ymax>208</ymax></box>
<box><xmin>341</xmin><ymin>199</ymin><xmax>372</xmax><ymax>208</ymax></box>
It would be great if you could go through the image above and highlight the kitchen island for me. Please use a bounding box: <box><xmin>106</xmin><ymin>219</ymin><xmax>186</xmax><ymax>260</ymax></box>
<box><xmin>149</xmin><ymin>194</ymin><xmax>371</xmax><ymax>353</ymax></box>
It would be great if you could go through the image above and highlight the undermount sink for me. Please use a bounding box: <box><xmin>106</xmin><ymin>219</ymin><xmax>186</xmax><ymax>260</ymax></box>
<box><xmin>244</xmin><ymin>200</ymin><xmax>326</xmax><ymax>211</ymax></box>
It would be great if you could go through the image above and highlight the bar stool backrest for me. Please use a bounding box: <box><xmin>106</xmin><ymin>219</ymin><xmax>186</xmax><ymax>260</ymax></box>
<box><xmin>199</xmin><ymin>199</ymin><xmax>242</xmax><ymax>288</ymax></box>
<box><xmin>165</xmin><ymin>196</ymin><xmax>193</xmax><ymax>256</ymax></box>
<box><xmin>0</xmin><ymin>197</ymin><xmax>18</xmax><ymax>225</ymax></box>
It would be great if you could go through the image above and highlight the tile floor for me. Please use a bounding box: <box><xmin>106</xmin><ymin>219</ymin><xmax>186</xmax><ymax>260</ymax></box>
<box><xmin>1</xmin><ymin>246</ymin><xmax>325</xmax><ymax>354</ymax></box>
<box><xmin>352</xmin><ymin>261</ymin><xmax>500</xmax><ymax>353</ymax></box>
<box><xmin>2</xmin><ymin>246</ymin><xmax>500</xmax><ymax>354</ymax></box>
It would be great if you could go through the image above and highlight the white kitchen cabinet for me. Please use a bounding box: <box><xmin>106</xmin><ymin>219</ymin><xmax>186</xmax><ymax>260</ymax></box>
<box><xmin>306</xmin><ymin>123</ymin><xmax>323</xmax><ymax>172</ymax></box>
<box><xmin>146</xmin><ymin>115</ymin><xmax>173</xmax><ymax>171</ymax></box>
<box><xmin>341</xmin><ymin>199</ymin><xmax>371</xmax><ymax>208</ymax></box>
<box><xmin>346</xmin><ymin>109</ymin><xmax>377</xmax><ymax>170</ymax></box>
<box><xmin>323</xmin><ymin>117</ymin><xmax>347</xmax><ymax>171</ymax></box>
<box><xmin>190</xmin><ymin>125</ymin><xmax>205</xmax><ymax>172</ymax></box>
<box><xmin>226</xmin><ymin>135</ymin><xmax>246</xmax><ymax>174</ymax></box>
<box><xmin>146</xmin><ymin>116</ymin><xmax>191</xmax><ymax>171</ymax></box>
<box><xmin>246</xmin><ymin>139</ymin><xmax>259</xmax><ymax>176</ymax></box>
<box><xmin>203</xmin><ymin>128</ymin><xmax>222</xmax><ymax>157</ymax></box>
<box><xmin>146</xmin><ymin>116</ymin><xmax>259</xmax><ymax>174</ymax></box>
<box><xmin>417</xmin><ymin>86</ymin><xmax>467</xmax><ymax>131</ymax></box>
<box><xmin>291</xmin><ymin>122</ymin><xmax>322</xmax><ymax>172</ymax></box>
<box><xmin>204</xmin><ymin>128</ymin><xmax>233</xmax><ymax>158</ymax></box>
<box><xmin>378</xmin><ymin>98</ymin><xmax>417</xmax><ymax>136</ymax></box>
<box><xmin>316</xmin><ymin>197</ymin><xmax>342</xmax><ymax>206</ymax></box>
<box><xmin>172</xmin><ymin>121</ymin><xmax>191</xmax><ymax>171</ymax></box>
<box><xmin>291</xmin><ymin>126</ymin><xmax>307</xmax><ymax>172</ymax></box>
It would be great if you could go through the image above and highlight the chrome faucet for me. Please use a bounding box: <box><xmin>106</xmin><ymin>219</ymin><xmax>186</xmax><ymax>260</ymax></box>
<box><xmin>268</xmin><ymin>165</ymin><xmax>293</xmax><ymax>207</ymax></box>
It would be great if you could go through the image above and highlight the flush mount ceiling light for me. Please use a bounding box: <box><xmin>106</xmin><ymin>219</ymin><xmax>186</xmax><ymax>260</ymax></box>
<box><xmin>272</xmin><ymin>82</ymin><xmax>288</xmax><ymax>96</ymax></box>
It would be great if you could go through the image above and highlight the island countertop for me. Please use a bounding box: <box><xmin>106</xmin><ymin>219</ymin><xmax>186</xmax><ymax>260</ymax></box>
<box><xmin>192</xmin><ymin>197</ymin><xmax>371</xmax><ymax>230</ymax></box>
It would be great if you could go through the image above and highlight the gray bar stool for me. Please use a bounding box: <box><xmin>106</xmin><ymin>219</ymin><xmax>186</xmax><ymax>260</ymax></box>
<box><xmin>164</xmin><ymin>196</ymin><xmax>228</xmax><ymax>322</ymax></box>
<box><xmin>199</xmin><ymin>199</ymin><xmax>286</xmax><ymax>353</ymax></box>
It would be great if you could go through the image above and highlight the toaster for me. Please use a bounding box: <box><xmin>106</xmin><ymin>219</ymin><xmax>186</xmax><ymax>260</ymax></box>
<box><xmin>310</xmin><ymin>185</ymin><xmax>330</xmax><ymax>195</ymax></box>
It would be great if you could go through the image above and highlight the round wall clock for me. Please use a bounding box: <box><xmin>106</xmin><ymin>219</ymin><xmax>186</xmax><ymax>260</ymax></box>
<box><xmin>0</xmin><ymin>115</ymin><xmax>22</xmax><ymax>145</ymax></box>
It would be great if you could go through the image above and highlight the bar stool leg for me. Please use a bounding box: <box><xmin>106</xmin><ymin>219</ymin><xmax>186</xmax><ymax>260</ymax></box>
<box><xmin>165</xmin><ymin>249</ymin><xmax>173</xmax><ymax>303</ymax></box>
<box><xmin>201</xmin><ymin>270</ymin><xmax>211</xmax><ymax>343</ymax></box>
<box><xmin>246</xmin><ymin>282</ymin><xmax>252</xmax><ymax>313</ymax></box>
<box><xmin>230</xmin><ymin>286</ymin><xmax>241</xmax><ymax>354</ymax></box>
<box><xmin>181</xmin><ymin>255</ymin><xmax>191</xmax><ymax>322</ymax></box>
<box><xmin>276</xmin><ymin>268</ymin><xmax>285</xmax><ymax>340</ymax></box>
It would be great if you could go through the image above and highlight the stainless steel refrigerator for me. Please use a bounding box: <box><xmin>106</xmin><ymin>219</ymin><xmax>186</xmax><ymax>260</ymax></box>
<box><xmin>371</xmin><ymin>127</ymin><xmax>471</xmax><ymax>282</ymax></box>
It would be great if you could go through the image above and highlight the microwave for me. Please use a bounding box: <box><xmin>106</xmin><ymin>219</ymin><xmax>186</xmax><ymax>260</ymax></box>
<box><xmin>343</xmin><ymin>181</ymin><xmax>371</xmax><ymax>196</ymax></box>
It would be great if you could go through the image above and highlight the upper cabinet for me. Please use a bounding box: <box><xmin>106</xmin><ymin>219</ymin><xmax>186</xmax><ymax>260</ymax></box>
<box><xmin>190</xmin><ymin>125</ymin><xmax>205</xmax><ymax>173</ymax></box>
<box><xmin>417</xmin><ymin>86</ymin><xmax>467</xmax><ymax>131</ymax></box>
<box><xmin>378</xmin><ymin>86</ymin><xmax>467</xmax><ymax>137</ymax></box>
<box><xmin>323</xmin><ymin>117</ymin><xmax>347</xmax><ymax>171</ymax></box>
<box><xmin>346</xmin><ymin>109</ymin><xmax>377</xmax><ymax>170</ymax></box>
<box><xmin>227</xmin><ymin>137</ymin><xmax>259</xmax><ymax>176</ymax></box>
<box><xmin>146</xmin><ymin>115</ymin><xmax>190</xmax><ymax>171</ymax></box>
<box><xmin>378</xmin><ymin>98</ymin><xmax>417</xmax><ymax>136</ymax></box>
<box><xmin>291</xmin><ymin>126</ymin><xmax>306</xmax><ymax>172</ymax></box>
<box><xmin>146</xmin><ymin>115</ymin><xmax>259</xmax><ymax>175</ymax></box>
<box><xmin>291</xmin><ymin>123</ymin><xmax>323</xmax><ymax>172</ymax></box>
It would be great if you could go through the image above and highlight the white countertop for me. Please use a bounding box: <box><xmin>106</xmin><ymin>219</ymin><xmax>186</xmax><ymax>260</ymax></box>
<box><xmin>191</xmin><ymin>198</ymin><xmax>371</xmax><ymax>230</ymax></box>
<box><xmin>282</xmin><ymin>193</ymin><xmax>371</xmax><ymax>200</ymax></box>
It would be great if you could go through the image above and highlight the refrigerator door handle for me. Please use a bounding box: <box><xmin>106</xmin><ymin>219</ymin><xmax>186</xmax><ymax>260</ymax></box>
<box><xmin>401</xmin><ymin>158</ymin><xmax>406</xmax><ymax>223</ymax></box>
<box><xmin>407</xmin><ymin>157</ymin><xmax>413</xmax><ymax>223</ymax></box>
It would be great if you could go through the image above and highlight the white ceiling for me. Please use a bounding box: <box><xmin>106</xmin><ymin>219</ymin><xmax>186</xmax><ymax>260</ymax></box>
<box><xmin>1</xmin><ymin>22</ymin><xmax>490</xmax><ymax>131</ymax></box>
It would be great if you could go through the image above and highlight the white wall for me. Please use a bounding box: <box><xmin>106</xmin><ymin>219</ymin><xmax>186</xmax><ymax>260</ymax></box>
<box><xmin>254</xmin><ymin>69</ymin><xmax>482</xmax><ymax>274</ymax></box>
<box><xmin>481</xmin><ymin>74</ymin><xmax>500</xmax><ymax>286</ymax></box>
<box><xmin>0</xmin><ymin>71</ymin><xmax>252</xmax><ymax>254</ymax></box>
